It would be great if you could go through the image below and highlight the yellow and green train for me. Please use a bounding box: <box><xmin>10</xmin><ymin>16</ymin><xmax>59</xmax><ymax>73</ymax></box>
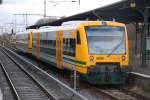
<box><xmin>16</xmin><ymin>21</ymin><xmax>129</xmax><ymax>84</ymax></box>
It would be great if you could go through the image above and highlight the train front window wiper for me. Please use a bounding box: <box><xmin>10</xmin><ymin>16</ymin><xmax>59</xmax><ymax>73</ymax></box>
<box><xmin>107</xmin><ymin>34</ymin><xmax>125</xmax><ymax>57</ymax></box>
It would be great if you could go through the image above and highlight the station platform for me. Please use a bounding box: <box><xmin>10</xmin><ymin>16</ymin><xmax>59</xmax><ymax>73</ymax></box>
<box><xmin>129</xmin><ymin>54</ymin><xmax>150</xmax><ymax>77</ymax></box>
<box><xmin>0</xmin><ymin>89</ymin><xmax>3</xmax><ymax>100</ymax></box>
<box><xmin>131</xmin><ymin>66</ymin><xmax>150</xmax><ymax>77</ymax></box>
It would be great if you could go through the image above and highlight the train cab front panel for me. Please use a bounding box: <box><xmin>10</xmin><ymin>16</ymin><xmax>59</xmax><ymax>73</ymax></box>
<box><xmin>75</xmin><ymin>21</ymin><xmax>129</xmax><ymax>84</ymax></box>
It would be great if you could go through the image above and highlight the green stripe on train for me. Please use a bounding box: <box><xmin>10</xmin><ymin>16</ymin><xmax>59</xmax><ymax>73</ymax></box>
<box><xmin>63</xmin><ymin>57</ymin><xmax>86</xmax><ymax>65</ymax></box>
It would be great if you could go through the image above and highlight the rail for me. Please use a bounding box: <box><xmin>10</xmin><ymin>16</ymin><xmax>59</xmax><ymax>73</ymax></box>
<box><xmin>0</xmin><ymin>61</ymin><xmax>21</xmax><ymax>100</ymax></box>
<box><xmin>1</xmin><ymin>46</ymin><xmax>88</xmax><ymax>100</ymax></box>
<box><xmin>0</xmin><ymin>49</ymin><xmax>57</xmax><ymax>100</ymax></box>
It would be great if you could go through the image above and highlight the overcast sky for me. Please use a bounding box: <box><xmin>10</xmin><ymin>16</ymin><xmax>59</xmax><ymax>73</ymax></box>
<box><xmin>0</xmin><ymin>0</ymin><xmax>121</xmax><ymax>32</ymax></box>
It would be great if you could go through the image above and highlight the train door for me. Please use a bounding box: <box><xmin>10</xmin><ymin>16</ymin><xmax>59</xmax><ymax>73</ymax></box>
<box><xmin>36</xmin><ymin>32</ymin><xmax>40</xmax><ymax>59</ymax></box>
<box><xmin>28</xmin><ymin>32</ymin><xmax>32</xmax><ymax>53</ymax></box>
<box><xmin>56</xmin><ymin>30</ymin><xmax>63</xmax><ymax>69</ymax></box>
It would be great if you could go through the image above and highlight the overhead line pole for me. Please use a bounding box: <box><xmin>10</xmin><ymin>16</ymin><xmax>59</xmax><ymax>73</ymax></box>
<box><xmin>0</xmin><ymin>26</ymin><xmax>3</xmax><ymax>34</ymax></box>
<box><xmin>44</xmin><ymin>0</ymin><xmax>80</xmax><ymax>17</ymax></box>
<box><xmin>13</xmin><ymin>13</ymin><xmax>45</xmax><ymax>32</ymax></box>
<box><xmin>14</xmin><ymin>14</ymin><xmax>16</xmax><ymax>33</ymax></box>
<box><xmin>44</xmin><ymin>0</ymin><xmax>46</xmax><ymax>17</ymax></box>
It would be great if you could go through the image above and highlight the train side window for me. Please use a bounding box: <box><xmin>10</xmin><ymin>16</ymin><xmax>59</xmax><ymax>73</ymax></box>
<box><xmin>63</xmin><ymin>38</ymin><xmax>66</xmax><ymax>48</ymax></box>
<box><xmin>53</xmin><ymin>40</ymin><xmax>56</xmax><ymax>48</ymax></box>
<box><xmin>77</xmin><ymin>31</ymin><xmax>81</xmax><ymax>44</ymax></box>
<box><xmin>47</xmin><ymin>40</ymin><xmax>50</xmax><ymax>47</ymax></box>
<box><xmin>70</xmin><ymin>38</ymin><xmax>76</xmax><ymax>57</ymax></box>
<box><xmin>70</xmin><ymin>39</ymin><xmax>76</xmax><ymax>49</ymax></box>
<box><xmin>63</xmin><ymin>38</ymin><xmax>75</xmax><ymax>57</ymax></box>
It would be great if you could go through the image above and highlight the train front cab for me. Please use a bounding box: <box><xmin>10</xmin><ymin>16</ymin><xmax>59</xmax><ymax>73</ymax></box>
<box><xmin>75</xmin><ymin>21</ymin><xmax>129</xmax><ymax>84</ymax></box>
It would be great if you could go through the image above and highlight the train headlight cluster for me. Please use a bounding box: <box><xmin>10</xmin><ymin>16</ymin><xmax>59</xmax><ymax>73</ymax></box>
<box><xmin>122</xmin><ymin>55</ymin><xmax>126</xmax><ymax>61</ymax></box>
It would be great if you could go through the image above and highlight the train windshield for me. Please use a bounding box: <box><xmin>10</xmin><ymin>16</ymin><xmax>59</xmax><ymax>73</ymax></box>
<box><xmin>85</xmin><ymin>26</ymin><xmax>125</xmax><ymax>54</ymax></box>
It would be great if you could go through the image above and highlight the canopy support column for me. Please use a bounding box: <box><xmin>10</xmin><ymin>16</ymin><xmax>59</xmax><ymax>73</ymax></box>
<box><xmin>141</xmin><ymin>7</ymin><xmax>148</xmax><ymax>66</ymax></box>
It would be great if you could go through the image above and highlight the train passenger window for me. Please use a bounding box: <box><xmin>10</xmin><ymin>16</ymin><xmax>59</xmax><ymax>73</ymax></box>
<box><xmin>67</xmin><ymin>39</ymin><xmax>70</xmax><ymax>48</ymax></box>
<box><xmin>77</xmin><ymin>31</ymin><xmax>81</xmax><ymax>44</ymax></box>
<box><xmin>40</xmin><ymin>40</ymin><xmax>42</xmax><ymax>46</ymax></box>
<box><xmin>63</xmin><ymin>39</ymin><xmax>66</xmax><ymax>47</ymax></box>
<box><xmin>70</xmin><ymin>39</ymin><xmax>76</xmax><ymax>49</ymax></box>
<box><xmin>47</xmin><ymin>40</ymin><xmax>49</xmax><ymax>47</ymax></box>
<box><xmin>32</xmin><ymin>36</ymin><xmax>36</xmax><ymax>47</ymax></box>
<box><xmin>40</xmin><ymin>40</ymin><xmax>47</xmax><ymax>47</ymax></box>
<box><xmin>63</xmin><ymin>38</ymin><xmax>75</xmax><ymax>57</ymax></box>
<box><xmin>40</xmin><ymin>39</ymin><xmax>56</xmax><ymax>57</ymax></box>
<box><xmin>52</xmin><ymin>40</ymin><xmax>56</xmax><ymax>48</ymax></box>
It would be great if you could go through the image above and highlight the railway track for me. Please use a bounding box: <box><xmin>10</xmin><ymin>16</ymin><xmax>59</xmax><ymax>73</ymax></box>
<box><xmin>0</xmin><ymin>46</ymin><xmax>87</xmax><ymax>100</ymax></box>
<box><xmin>0</xmin><ymin>60</ymin><xmax>15</xmax><ymax>100</ymax></box>
<box><xmin>0</xmin><ymin>49</ymin><xmax>56</xmax><ymax>100</ymax></box>
<box><xmin>2</xmin><ymin>44</ymin><xmax>150</xmax><ymax>100</ymax></box>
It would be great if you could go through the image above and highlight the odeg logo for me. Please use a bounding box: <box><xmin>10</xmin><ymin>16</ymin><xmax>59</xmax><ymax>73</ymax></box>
<box><xmin>89</xmin><ymin>56</ymin><xmax>94</xmax><ymax>62</ymax></box>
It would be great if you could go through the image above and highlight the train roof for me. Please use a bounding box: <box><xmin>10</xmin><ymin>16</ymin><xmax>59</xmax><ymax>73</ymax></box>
<box><xmin>16</xmin><ymin>29</ymin><xmax>35</xmax><ymax>35</ymax></box>
<box><xmin>62</xmin><ymin>21</ymin><xmax>87</xmax><ymax>26</ymax></box>
<box><xmin>39</xmin><ymin>26</ymin><xmax>58</xmax><ymax>29</ymax></box>
<box><xmin>18</xmin><ymin>21</ymin><xmax>126</xmax><ymax>34</ymax></box>
<box><xmin>32</xmin><ymin>26</ymin><xmax>59</xmax><ymax>33</ymax></box>
<box><xmin>62</xmin><ymin>20</ymin><xmax>125</xmax><ymax>26</ymax></box>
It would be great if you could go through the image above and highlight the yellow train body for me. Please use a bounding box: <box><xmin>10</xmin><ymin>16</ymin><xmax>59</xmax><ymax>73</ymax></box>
<box><xmin>16</xmin><ymin>21</ymin><xmax>129</xmax><ymax>84</ymax></box>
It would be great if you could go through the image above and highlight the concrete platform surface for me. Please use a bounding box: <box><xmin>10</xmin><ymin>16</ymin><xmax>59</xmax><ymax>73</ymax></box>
<box><xmin>0</xmin><ymin>89</ymin><xmax>3</xmax><ymax>100</ymax></box>
<box><xmin>129</xmin><ymin>54</ymin><xmax>150</xmax><ymax>76</ymax></box>
<box><xmin>129</xmin><ymin>72</ymin><xmax>150</xmax><ymax>78</ymax></box>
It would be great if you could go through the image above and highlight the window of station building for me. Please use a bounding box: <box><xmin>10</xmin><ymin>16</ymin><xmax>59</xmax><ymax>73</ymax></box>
<box><xmin>63</xmin><ymin>38</ymin><xmax>76</xmax><ymax>57</ymax></box>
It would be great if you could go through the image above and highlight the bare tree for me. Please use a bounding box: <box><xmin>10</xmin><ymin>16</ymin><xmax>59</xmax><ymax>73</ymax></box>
<box><xmin>35</xmin><ymin>17</ymin><xmax>58</xmax><ymax>25</ymax></box>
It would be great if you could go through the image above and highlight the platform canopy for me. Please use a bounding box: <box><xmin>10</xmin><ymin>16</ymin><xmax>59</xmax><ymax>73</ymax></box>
<box><xmin>27</xmin><ymin>0</ymin><xmax>150</xmax><ymax>29</ymax></box>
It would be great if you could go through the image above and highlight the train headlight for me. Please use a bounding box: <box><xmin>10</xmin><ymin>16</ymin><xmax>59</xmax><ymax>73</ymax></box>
<box><xmin>122</xmin><ymin>55</ymin><xmax>126</xmax><ymax>61</ymax></box>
